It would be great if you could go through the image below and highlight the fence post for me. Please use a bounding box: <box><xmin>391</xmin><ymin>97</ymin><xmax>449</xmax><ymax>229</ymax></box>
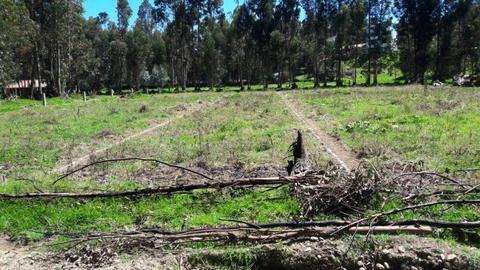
<box><xmin>42</xmin><ymin>93</ymin><xmax>47</xmax><ymax>107</ymax></box>
<box><xmin>83</xmin><ymin>91</ymin><xmax>87</xmax><ymax>102</ymax></box>
<box><xmin>110</xmin><ymin>89</ymin><xmax>114</xmax><ymax>97</ymax></box>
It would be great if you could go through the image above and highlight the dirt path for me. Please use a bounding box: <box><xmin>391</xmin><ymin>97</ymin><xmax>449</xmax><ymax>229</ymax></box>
<box><xmin>277</xmin><ymin>92</ymin><xmax>360</xmax><ymax>171</ymax></box>
<box><xmin>55</xmin><ymin>99</ymin><xmax>222</xmax><ymax>174</ymax></box>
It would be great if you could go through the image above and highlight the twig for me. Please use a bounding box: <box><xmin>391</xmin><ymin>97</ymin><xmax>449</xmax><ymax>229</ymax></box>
<box><xmin>53</xmin><ymin>157</ymin><xmax>214</xmax><ymax>185</ymax></box>
<box><xmin>15</xmin><ymin>178</ymin><xmax>44</xmax><ymax>193</ymax></box>
<box><xmin>219</xmin><ymin>219</ymin><xmax>262</xmax><ymax>229</ymax></box>
<box><xmin>464</xmin><ymin>184</ymin><xmax>480</xmax><ymax>195</ymax></box>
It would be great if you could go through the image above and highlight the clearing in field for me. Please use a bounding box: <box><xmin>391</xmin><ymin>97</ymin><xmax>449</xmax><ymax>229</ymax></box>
<box><xmin>1</xmin><ymin>87</ymin><xmax>480</xmax><ymax>269</ymax></box>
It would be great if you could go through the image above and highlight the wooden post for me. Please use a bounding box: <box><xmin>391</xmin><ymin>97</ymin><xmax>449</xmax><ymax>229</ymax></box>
<box><xmin>83</xmin><ymin>91</ymin><xmax>87</xmax><ymax>102</ymax></box>
<box><xmin>43</xmin><ymin>93</ymin><xmax>47</xmax><ymax>107</ymax></box>
<box><xmin>110</xmin><ymin>89</ymin><xmax>114</xmax><ymax>97</ymax></box>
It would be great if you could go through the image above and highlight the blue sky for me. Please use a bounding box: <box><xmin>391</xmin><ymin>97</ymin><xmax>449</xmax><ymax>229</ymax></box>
<box><xmin>83</xmin><ymin>0</ymin><xmax>241</xmax><ymax>23</ymax></box>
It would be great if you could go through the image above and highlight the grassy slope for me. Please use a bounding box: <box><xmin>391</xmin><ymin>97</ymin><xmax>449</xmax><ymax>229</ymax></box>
<box><xmin>290</xmin><ymin>86</ymin><xmax>480</xmax><ymax>172</ymax></box>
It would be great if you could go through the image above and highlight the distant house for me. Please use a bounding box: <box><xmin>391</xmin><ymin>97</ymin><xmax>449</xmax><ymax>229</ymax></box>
<box><xmin>4</xmin><ymin>80</ymin><xmax>47</xmax><ymax>98</ymax></box>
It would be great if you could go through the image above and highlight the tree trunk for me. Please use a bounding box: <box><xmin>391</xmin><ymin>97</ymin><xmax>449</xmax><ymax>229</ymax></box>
<box><xmin>30</xmin><ymin>55</ymin><xmax>35</xmax><ymax>99</ymax></box>
<box><xmin>314</xmin><ymin>58</ymin><xmax>319</xmax><ymax>88</ymax></box>
<box><xmin>336</xmin><ymin>59</ymin><xmax>342</xmax><ymax>87</ymax></box>
<box><xmin>239</xmin><ymin>66</ymin><xmax>244</xmax><ymax>91</ymax></box>
<box><xmin>57</xmin><ymin>41</ymin><xmax>63</xmax><ymax>96</ymax></box>
<box><xmin>366</xmin><ymin>0</ymin><xmax>371</xmax><ymax>86</ymax></box>
<box><xmin>36</xmin><ymin>44</ymin><xmax>43</xmax><ymax>96</ymax></box>
<box><xmin>277</xmin><ymin>70</ymin><xmax>283</xmax><ymax>89</ymax></box>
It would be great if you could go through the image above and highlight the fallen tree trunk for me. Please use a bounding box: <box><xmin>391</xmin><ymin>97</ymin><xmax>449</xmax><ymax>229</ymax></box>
<box><xmin>0</xmin><ymin>176</ymin><xmax>305</xmax><ymax>200</ymax></box>
<box><xmin>72</xmin><ymin>225</ymin><xmax>434</xmax><ymax>245</ymax></box>
<box><xmin>53</xmin><ymin>219</ymin><xmax>480</xmax><ymax>245</ymax></box>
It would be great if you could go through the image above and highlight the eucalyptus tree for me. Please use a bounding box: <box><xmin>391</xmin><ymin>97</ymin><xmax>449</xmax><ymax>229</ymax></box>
<box><xmin>248</xmin><ymin>0</ymin><xmax>275</xmax><ymax>89</ymax></box>
<box><xmin>274</xmin><ymin>0</ymin><xmax>301</xmax><ymax>88</ymax></box>
<box><xmin>345</xmin><ymin>0</ymin><xmax>366</xmax><ymax>85</ymax></box>
<box><xmin>366</xmin><ymin>0</ymin><xmax>392</xmax><ymax>85</ymax></box>
<box><xmin>301</xmin><ymin>0</ymin><xmax>331</xmax><ymax>87</ymax></box>
<box><xmin>0</xmin><ymin>0</ymin><xmax>35</xmax><ymax>93</ymax></box>
<box><xmin>395</xmin><ymin>0</ymin><xmax>439</xmax><ymax>83</ymax></box>
<box><xmin>126</xmin><ymin>25</ymin><xmax>150</xmax><ymax>90</ymax></box>
<box><xmin>136</xmin><ymin>0</ymin><xmax>156</xmax><ymax>36</ymax></box>
<box><xmin>231</xmin><ymin>4</ymin><xmax>254</xmax><ymax>90</ymax></box>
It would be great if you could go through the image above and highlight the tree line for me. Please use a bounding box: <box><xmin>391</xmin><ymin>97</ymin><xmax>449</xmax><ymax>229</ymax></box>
<box><xmin>0</xmin><ymin>0</ymin><xmax>479</xmax><ymax>97</ymax></box>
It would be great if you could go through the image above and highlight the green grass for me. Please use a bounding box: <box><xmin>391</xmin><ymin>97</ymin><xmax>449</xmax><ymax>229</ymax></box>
<box><xmin>290</xmin><ymin>86</ymin><xmax>480</xmax><ymax>172</ymax></box>
<box><xmin>0</xmin><ymin>188</ymin><xmax>299</xmax><ymax>243</ymax></box>
<box><xmin>0</xmin><ymin>92</ymin><xmax>220</xmax><ymax>176</ymax></box>
<box><xmin>0</xmin><ymin>91</ymin><xmax>321</xmax><ymax>242</ymax></box>
<box><xmin>103</xmin><ymin>92</ymin><xmax>329</xmax><ymax>171</ymax></box>
<box><xmin>1</xmin><ymin>86</ymin><xmax>479</xmax><ymax>249</ymax></box>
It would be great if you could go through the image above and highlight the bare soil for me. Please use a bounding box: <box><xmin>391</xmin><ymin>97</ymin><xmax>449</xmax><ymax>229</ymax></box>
<box><xmin>0</xmin><ymin>237</ymin><xmax>41</xmax><ymax>270</ymax></box>
<box><xmin>2</xmin><ymin>235</ymin><xmax>477</xmax><ymax>269</ymax></box>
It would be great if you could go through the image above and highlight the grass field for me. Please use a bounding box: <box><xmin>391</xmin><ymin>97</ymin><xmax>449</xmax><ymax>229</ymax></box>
<box><xmin>0</xmin><ymin>91</ymin><xmax>328</xmax><ymax>242</ymax></box>
<box><xmin>288</xmin><ymin>86</ymin><xmax>480</xmax><ymax>173</ymax></box>
<box><xmin>0</xmin><ymin>86</ymin><xmax>479</xmax><ymax>253</ymax></box>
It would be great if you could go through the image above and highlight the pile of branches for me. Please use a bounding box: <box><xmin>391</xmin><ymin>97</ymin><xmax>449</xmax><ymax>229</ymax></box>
<box><xmin>291</xmin><ymin>163</ymin><xmax>379</xmax><ymax>218</ymax></box>
<box><xmin>289</xmin><ymin>158</ymin><xmax>480</xmax><ymax>219</ymax></box>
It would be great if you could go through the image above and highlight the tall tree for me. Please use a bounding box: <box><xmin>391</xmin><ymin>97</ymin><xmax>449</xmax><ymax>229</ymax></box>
<box><xmin>396</xmin><ymin>0</ymin><xmax>439</xmax><ymax>83</ymax></box>
<box><xmin>367</xmin><ymin>0</ymin><xmax>392</xmax><ymax>85</ymax></box>
<box><xmin>136</xmin><ymin>0</ymin><xmax>156</xmax><ymax>35</ymax></box>
<box><xmin>274</xmin><ymin>0</ymin><xmax>301</xmax><ymax>88</ymax></box>
<box><xmin>249</xmin><ymin>0</ymin><xmax>275</xmax><ymax>89</ymax></box>
<box><xmin>117</xmin><ymin>0</ymin><xmax>132</xmax><ymax>37</ymax></box>
<box><xmin>231</xmin><ymin>4</ymin><xmax>254</xmax><ymax>90</ymax></box>
<box><xmin>126</xmin><ymin>25</ymin><xmax>150</xmax><ymax>90</ymax></box>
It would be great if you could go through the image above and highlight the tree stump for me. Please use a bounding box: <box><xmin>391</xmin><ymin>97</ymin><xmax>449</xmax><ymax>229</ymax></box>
<box><xmin>286</xmin><ymin>131</ymin><xmax>312</xmax><ymax>176</ymax></box>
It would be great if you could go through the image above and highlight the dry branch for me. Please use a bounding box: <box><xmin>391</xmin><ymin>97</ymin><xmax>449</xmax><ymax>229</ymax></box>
<box><xmin>332</xmin><ymin>199</ymin><xmax>480</xmax><ymax>235</ymax></box>
<box><xmin>391</xmin><ymin>171</ymin><xmax>473</xmax><ymax>188</ymax></box>
<box><xmin>38</xmin><ymin>219</ymin><xmax>480</xmax><ymax>249</ymax></box>
<box><xmin>71</xmin><ymin>225</ymin><xmax>434</xmax><ymax>245</ymax></box>
<box><xmin>1</xmin><ymin>176</ymin><xmax>302</xmax><ymax>200</ymax></box>
<box><xmin>53</xmin><ymin>157</ymin><xmax>214</xmax><ymax>185</ymax></box>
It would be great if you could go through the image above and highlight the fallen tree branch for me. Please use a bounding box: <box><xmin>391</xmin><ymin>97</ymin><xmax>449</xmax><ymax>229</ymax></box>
<box><xmin>1</xmin><ymin>176</ymin><xmax>301</xmax><ymax>200</ymax></box>
<box><xmin>38</xmin><ymin>219</ymin><xmax>480</xmax><ymax>243</ymax></box>
<box><xmin>390</xmin><ymin>219</ymin><xmax>480</xmax><ymax>229</ymax></box>
<box><xmin>391</xmin><ymin>171</ymin><xmax>473</xmax><ymax>188</ymax></box>
<box><xmin>53</xmin><ymin>157</ymin><xmax>214</xmax><ymax>185</ymax></box>
<box><xmin>68</xmin><ymin>225</ymin><xmax>434</xmax><ymax>245</ymax></box>
<box><xmin>331</xmin><ymin>199</ymin><xmax>480</xmax><ymax>235</ymax></box>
